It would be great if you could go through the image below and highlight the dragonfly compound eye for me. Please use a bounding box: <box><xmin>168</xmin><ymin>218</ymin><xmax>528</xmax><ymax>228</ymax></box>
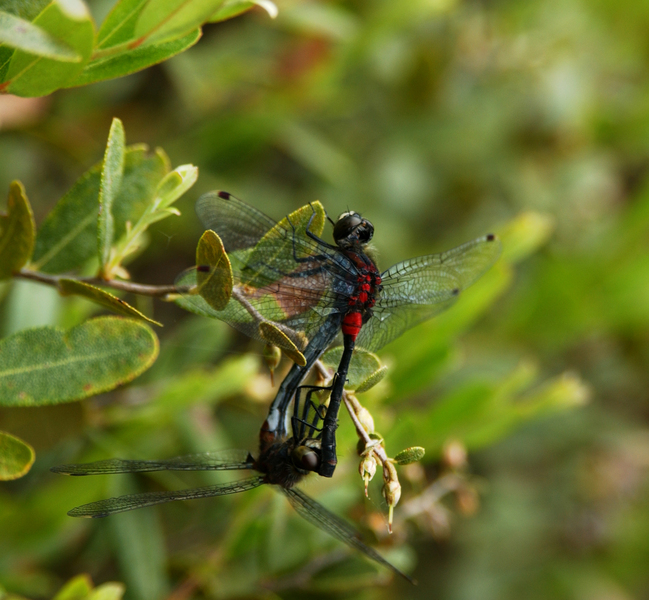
<box><xmin>334</xmin><ymin>212</ymin><xmax>374</xmax><ymax>246</ymax></box>
<box><xmin>291</xmin><ymin>446</ymin><xmax>321</xmax><ymax>472</ymax></box>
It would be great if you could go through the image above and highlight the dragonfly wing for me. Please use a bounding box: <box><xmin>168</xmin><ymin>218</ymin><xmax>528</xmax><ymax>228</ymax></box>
<box><xmin>52</xmin><ymin>449</ymin><xmax>255</xmax><ymax>475</ymax></box>
<box><xmin>282</xmin><ymin>487</ymin><xmax>414</xmax><ymax>583</ymax></box>
<box><xmin>357</xmin><ymin>234</ymin><xmax>501</xmax><ymax>352</ymax></box>
<box><xmin>67</xmin><ymin>476</ymin><xmax>265</xmax><ymax>518</ymax></box>
<box><xmin>196</xmin><ymin>191</ymin><xmax>277</xmax><ymax>251</ymax></box>
<box><xmin>181</xmin><ymin>192</ymin><xmax>358</xmax><ymax>348</ymax></box>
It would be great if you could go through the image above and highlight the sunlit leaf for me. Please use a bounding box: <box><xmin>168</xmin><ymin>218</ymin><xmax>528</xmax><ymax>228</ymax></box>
<box><xmin>0</xmin><ymin>316</ymin><xmax>158</xmax><ymax>406</ymax></box>
<box><xmin>196</xmin><ymin>230</ymin><xmax>233</xmax><ymax>311</ymax></box>
<box><xmin>71</xmin><ymin>29</ymin><xmax>201</xmax><ymax>87</ymax></box>
<box><xmin>209</xmin><ymin>0</ymin><xmax>277</xmax><ymax>22</ymax></box>
<box><xmin>0</xmin><ymin>430</ymin><xmax>35</xmax><ymax>480</ymax></box>
<box><xmin>98</xmin><ymin>118</ymin><xmax>126</xmax><ymax>270</ymax></box>
<box><xmin>258</xmin><ymin>321</ymin><xmax>306</xmax><ymax>366</ymax></box>
<box><xmin>156</xmin><ymin>164</ymin><xmax>198</xmax><ymax>209</ymax></box>
<box><xmin>52</xmin><ymin>574</ymin><xmax>93</xmax><ymax>600</ymax></box>
<box><xmin>0</xmin><ymin>11</ymin><xmax>80</xmax><ymax>60</ymax></box>
<box><xmin>209</xmin><ymin>0</ymin><xmax>255</xmax><ymax>22</ymax></box>
<box><xmin>355</xmin><ymin>365</ymin><xmax>388</xmax><ymax>393</ymax></box>
<box><xmin>87</xmin><ymin>582</ymin><xmax>126</xmax><ymax>600</ymax></box>
<box><xmin>0</xmin><ymin>181</ymin><xmax>35</xmax><ymax>280</ymax></box>
<box><xmin>134</xmin><ymin>0</ymin><xmax>226</xmax><ymax>46</ymax></box>
<box><xmin>58</xmin><ymin>279</ymin><xmax>162</xmax><ymax>327</ymax></box>
<box><xmin>393</xmin><ymin>446</ymin><xmax>425</xmax><ymax>465</ymax></box>
<box><xmin>3</xmin><ymin>0</ymin><xmax>94</xmax><ymax>97</ymax></box>
<box><xmin>96</xmin><ymin>0</ymin><xmax>148</xmax><ymax>49</ymax></box>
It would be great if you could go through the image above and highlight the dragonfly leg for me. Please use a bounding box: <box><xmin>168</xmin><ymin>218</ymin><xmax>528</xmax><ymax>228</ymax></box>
<box><xmin>292</xmin><ymin>383</ymin><xmax>330</xmax><ymax>441</ymax></box>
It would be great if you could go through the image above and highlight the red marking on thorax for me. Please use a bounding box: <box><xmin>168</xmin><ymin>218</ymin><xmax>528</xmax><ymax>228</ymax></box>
<box><xmin>341</xmin><ymin>252</ymin><xmax>382</xmax><ymax>341</ymax></box>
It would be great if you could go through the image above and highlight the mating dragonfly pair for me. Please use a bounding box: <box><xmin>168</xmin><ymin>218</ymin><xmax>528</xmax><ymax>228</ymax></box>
<box><xmin>53</xmin><ymin>192</ymin><xmax>501</xmax><ymax>582</ymax></box>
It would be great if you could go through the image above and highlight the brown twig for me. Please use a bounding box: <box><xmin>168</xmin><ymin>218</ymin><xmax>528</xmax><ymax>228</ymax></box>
<box><xmin>16</xmin><ymin>268</ymin><xmax>190</xmax><ymax>298</ymax></box>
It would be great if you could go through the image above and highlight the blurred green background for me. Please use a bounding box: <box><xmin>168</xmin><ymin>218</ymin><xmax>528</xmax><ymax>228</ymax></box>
<box><xmin>2</xmin><ymin>0</ymin><xmax>649</xmax><ymax>598</ymax></box>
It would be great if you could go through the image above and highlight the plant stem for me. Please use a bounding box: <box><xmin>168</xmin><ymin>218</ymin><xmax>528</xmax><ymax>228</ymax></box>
<box><xmin>16</xmin><ymin>268</ymin><xmax>189</xmax><ymax>299</ymax></box>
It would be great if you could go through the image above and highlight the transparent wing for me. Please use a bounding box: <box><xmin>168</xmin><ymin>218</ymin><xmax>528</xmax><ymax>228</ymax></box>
<box><xmin>282</xmin><ymin>487</ymin><xmax>414</xmax><ymax>583</ymax></box>
<box><xmin>67</xmin><ymin>476</ymin><xmax>265</xmax><ymax>518</ymax></box>
<box><xmin>51</xmin><ymin>449</ymin><xmax>255</xmax><ymax>475</ymax></box>
<box><xmin>195</xmin><ymin>191</ymin><xmax>278</xmax><ymax>252</ymax></box>
<box><xmin>357</xmin><ymin>234</ymin><xmax>501</xmax><ymax>351</ymax></box>
<box><xmin>178</xmin><ymin>193</ymin><xmax>359</xmax><ymax>347</ymax></box>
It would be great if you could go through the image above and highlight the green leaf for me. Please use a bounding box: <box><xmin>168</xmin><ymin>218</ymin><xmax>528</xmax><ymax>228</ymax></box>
<box><xmin>0</xmin><ymin>10</ymin><xmax>80</xmax><ymax>60</ymax></box>
<box><xmin>321</xmin><ymin>346</ymin><xmax>382</xmax><ymax>391</ymax></box>
<box><xmin>196</xmin><ymin>230</ymin><xmax>232</xmax><ymax>311</ymax></box>
<box><xmin>87</xmin><ymin>583</ymin><xmax>126</xmax><ymax>600</ymax></box>
<box><xmin>156</xmin><ymin>163</ymin><xmax>198</xmax><ymax>209</ymax></box>
<box><xmin>258</xmin><ymin>321</ymin><xmax>306</xmax><ymax>366</ymax></box>
<box><xmin>393</xmin><ymin>446</ymin><xmax>425</xmax><ymax>465</ymax></box>
<box><xmin>96</xmin><ymin>0</ymin><xmax>148</xmax><ymax>49</ymax></box>
<box><xmin>209</xmin><ymin>1</ymin><xmax>254</xmax><ymax>22</ymax></box>
<box><xmin>209</xmin><ymin>0</ymin><xmax>277</xmax><ymax>22</ymax></box>
<box><xmin>355</xmin><ymin>365</ymin><xmax>388</xmax><ymax>393</ymax></box>
<box><xmin>3</xmin><ymin>0</ymin><xmax>94</xmax><ymax>97</ymax></box>
<box><xmin>52</xmin><ymin>574</ymin><xmax>93</xmax><ymax>600</ymax></box>
<box><xmin>32</xmin><ymin>145</ymin><xmax>168</xmax><ymax>274</ymax></box>
<box><xmin>0</xmin><ymin>430</ymin><xmax>35</xmax><ymax>480</ymax></box>
<box><xmin>51</xmin><ymin>567</ymin><xmax>125</xmax><ymax>600</ymax></box>
<box><xmin>98</xmin><ymin>118</ymin><xmax>126</xmax><ymax>270</ymax></box>
<box><xmin>58</xmin><ymin>279</ymin><xmax>162</xmax><ymax>327</ymax></box>
<box><xmin>135</xmin><ymin>0</ymin><xmax>226</xmax><ymax>46</ymax></box>
<box><xmin>0</xmin><ymin>316</ymin><xmax>158</xmax><ymax>407</ymax></box>
<box><xmin>0</xmin><ymin>180</ymin><xmax>35</xmax><ymax>280</ymax></box>
<box><xmin>70</xmin><ymin>29</ymin><xmax>201</xmax><ymax>87</ymax></box>
<box><xmin>31</xmin><ymin>161</ymin><xmax>101</xmax><ymax>274</ymax></box>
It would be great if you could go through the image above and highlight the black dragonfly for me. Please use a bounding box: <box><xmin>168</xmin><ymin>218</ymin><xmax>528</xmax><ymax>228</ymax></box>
<box><xmin>176</xmin><ymin>192</ymin><xmax>502</xmax><ymax>477</ymax></box>
<box><xmin>52</xmin><ymin>382</ymin><xmax>414</xmax><ymax>583</ymax></box>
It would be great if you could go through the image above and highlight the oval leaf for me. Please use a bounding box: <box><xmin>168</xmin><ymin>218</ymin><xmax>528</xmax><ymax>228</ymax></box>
<box><xmin>0</xmin><ymin>430</ymin><xmax>35</xmax><ymax>480</ymax></box>
<box><xmin>53</xmin><ymin>574</ymin><xmax>93</xmax><ymax>600</ymax></box>
<box><xmin>135</xmin><ymin>0</ymin><xmax>226</xmax><ymax>45</ymax></box>
<box><xmin>4</xmin><ymin>0</ymin><xmax>94</xmax><ymax>97</ymax></box>
<box><xmin>393</xmin><ymin>446</ymin><xmax>426</xmax><ymax>465</ymax></box>
<box><xmin>71</xmin><ymin>29</ymin><xmax>201</xmax><ymax>87</ymax></box>
<box><xmin>0</xmin><ymin>180</ymin><xmax>35</xmax><ymax>280</ymax></box>
<box><xmin>59</xmin><ymin>279</ymin><xmax>162</xmax><ymax>327</ymax></box>
<box><xmin>355</xmin><ymin>364</ymin><xmax>388</xmax><ymax>393</ymax></box>
<box><xmin>0</xmin><ymin>316</ymin><xmax>159</xmax><ymax>406</ymax></box>
<box><xmin>321</xmin><ymin>345</ymin><xmax>382</xmax><ymax>390</ymax></box>
<box><xmin>0</xmin><ymin>11</ymin><xmax>80</xmax><ymax>61</ymax></box>
<box><xmin>258</xmin><ymin>321</ymin><xmax>306</xmax><ymax>366</ymax></box>
<box><xmin>98</xmin><ymin>118</ymin><xmax>126</xmax><ymax>269</ymax></box>
<box><xmin>196</xmin><ymin>230</ymin><xmax>233</xmax><ymax>311</ymax></box>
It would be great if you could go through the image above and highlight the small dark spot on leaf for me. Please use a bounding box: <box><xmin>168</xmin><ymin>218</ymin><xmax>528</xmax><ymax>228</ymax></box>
<box><xmin>487</xmin><ymin>234</ymin><xmax>495</xmax><ymax>241</ymax></box>
<box><xmin>452</xmin><ymin>288</ymin><xmax>460</xmax><ymax>295</ymax></box>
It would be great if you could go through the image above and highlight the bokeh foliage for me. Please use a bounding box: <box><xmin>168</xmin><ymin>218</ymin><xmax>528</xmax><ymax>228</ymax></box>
<box><xmin>1</xmin><ymin>0</ymin><xmax>649</xmax><ymax>599</ymax></box>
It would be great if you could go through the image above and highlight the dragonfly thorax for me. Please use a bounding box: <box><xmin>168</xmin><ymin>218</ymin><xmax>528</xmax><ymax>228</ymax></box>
<box><xmin>333</xmin><ymin>212</ymin><xmax>374</xmax><ymax>248</ymax></box>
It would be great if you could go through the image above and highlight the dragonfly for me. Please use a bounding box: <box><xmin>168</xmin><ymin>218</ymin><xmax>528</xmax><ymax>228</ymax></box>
<box><xmin>176</xmin><ymin>191</ymin><xmax>502</xmax><ymax>477</ymax></box>
<box><xmin>52</xmin><ymin>382</ymin><xmax>414</xmax><ymax>583</ymax></box>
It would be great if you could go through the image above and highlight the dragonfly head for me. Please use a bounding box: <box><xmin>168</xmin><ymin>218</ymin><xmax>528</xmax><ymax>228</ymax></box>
<box><xmin>334</xmin><ymin>212</ymin><xmax>374</xmax><ymax>248</ymax></box>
